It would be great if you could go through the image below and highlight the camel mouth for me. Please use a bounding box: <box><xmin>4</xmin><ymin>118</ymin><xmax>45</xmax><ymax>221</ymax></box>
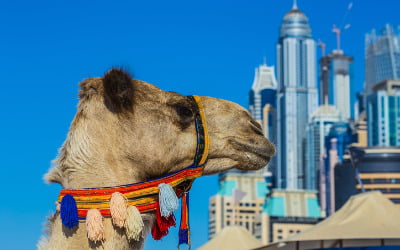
<box><xmin>229</xmin><ymin>137</ymin><xmax>275</xmax><ymax>170</ymax></box>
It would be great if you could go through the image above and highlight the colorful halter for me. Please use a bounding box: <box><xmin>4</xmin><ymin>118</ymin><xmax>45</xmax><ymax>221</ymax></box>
<box><xmin>57</xmin><ymin>95</ymin><xmax>209</xmax><ymax>248</ymax></box>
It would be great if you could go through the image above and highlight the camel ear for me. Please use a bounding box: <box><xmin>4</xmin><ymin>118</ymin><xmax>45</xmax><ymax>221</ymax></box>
<box><xmin>103</xmin><ymin>68</ymin><xmax>134</xmax><ymax>113</ymax></box>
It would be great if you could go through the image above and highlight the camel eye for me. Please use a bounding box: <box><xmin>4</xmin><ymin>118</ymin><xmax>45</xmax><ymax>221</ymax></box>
<box><xmin>175</xmin><ymin>105</ymin><xmax>193</xmax><ymax>118</ymax></box>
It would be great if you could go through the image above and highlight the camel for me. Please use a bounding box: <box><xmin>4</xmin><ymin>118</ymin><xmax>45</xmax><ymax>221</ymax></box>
<box><xmin>39</xmin><ymin>68</ymin><xmax>275</xmax><ymax>250</ymax></box>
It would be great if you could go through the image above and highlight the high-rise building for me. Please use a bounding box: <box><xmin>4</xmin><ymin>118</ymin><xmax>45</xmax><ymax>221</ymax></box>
<box><xmin>321</xmin><ymin>122</ymin><xmax>353</xmax><ymax>216</ymax></box>
<box><xmin>319</xmin><ymin>50</ymin><xmax>354</xmax><ymax>120</ymax></box>
<box><xmin>276</xmin><ymin>2</ymin><xmax>318</xmax><ymax>189</ymax></box>
<box><xmin>249</xmin><ymin>61</ymin><xmax>278</xmax><ymax>179</ymax></box>
<box><xmin>365</xmin><ymin>24</ymin><xmax>400</xmax><ymax>95</ymax></box>
<box><xmin>208</xmin><ymin>170</ymin><xmax>270</xmax><ymax>239</ymax></box>
<box><xmin>305</xmin><ymin>105</ymin><xmax>341</xmax><ymax>191</ymax></box>
<box><xmin>367</xmin><ymin>79</ymin><xmax>400</xmax><ymax>146</ymax></box>
<box><xmin>249</xmin><ymin>62</ymin><xmax>278</xmax><ymax>127</ymax></box>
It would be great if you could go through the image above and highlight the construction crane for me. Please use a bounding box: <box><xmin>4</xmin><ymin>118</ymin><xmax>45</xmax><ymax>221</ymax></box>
<box><xmin>332</xmin><ymin>2</ymin><xmax>353</xmax><ymax>51</ymax></box>
<box><xmin>317</xmin><ymin>39</ymin><xmax>326</xmax><ymax>57</ymax></box>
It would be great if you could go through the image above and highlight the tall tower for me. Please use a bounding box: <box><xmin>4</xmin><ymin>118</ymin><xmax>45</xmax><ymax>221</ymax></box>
<box><xmin>367</xmin><ymin>79</ymin><xmax>400</xmax><ymax>146</ymax></box>
<box><xmin>249</xmin><ymin>62</ymin><xmax>278</xmax><ymax>179</ymax></box>
<box><xmin>276</xmin><ymin>2</ymin><xmax>318</xmax><ymax>189</ymax></box>
<box><xmin>249</xmin><ymin>61</ymin><xmax>278</xmax><ymax>136</ymax></box>
<box><xmin>319</xmin><ymin>50</ymin><xmax>353</xmax><ymax>120</ymax></box>
<box><xmin>365</xmin><ymin>24</ymin><xmax>400</xmax><ymax>96</ymax></box>
<box><xmin>305</xmin><ymin>105</ymin><xmax>341</xmax><ymax>191</ymax></box>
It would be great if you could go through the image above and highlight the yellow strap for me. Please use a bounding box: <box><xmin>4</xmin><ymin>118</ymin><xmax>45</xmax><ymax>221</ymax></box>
<box><xmin>192</xmin><ymin>95</ymin><xmax>209</xmax><ymax>165</ymax></box>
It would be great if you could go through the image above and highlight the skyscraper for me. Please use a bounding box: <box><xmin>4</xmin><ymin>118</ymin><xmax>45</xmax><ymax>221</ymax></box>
<box><xmin>319</xmin><ymin>50</ymin><xmax>354</xmax><ymax>120</ymax></box>
<box><xmin>367</xmin><ymin>79</ymin><xmax>400</xmax><ymax>146</ymax></box>
<box><xmin>249</xmin><ymin>62</ymin><xmax>278</xmax><ymax>139</ymax></box>
<box><xmin>322</xmin><ymin>122</ymin><xmax>353</xmax><ymax>216</ymax></box>
<box><xmin>365</xmin><ymin>24</ymin><xmax>400</xmax><ymax>95</ymax></box>
<box><xmin>305</xmin><ymin>105</ymin><xmax>341</xmax><ymax>191</ymax></box>
<box><xmin>249</xmin><ymin>62</ymin><xmax>278</xmax><ymax>179</ymax></box>
<box><xmin>276</xmin><ymin>2</ymin><xmax>318</xmax><ymax>189</ymax></box>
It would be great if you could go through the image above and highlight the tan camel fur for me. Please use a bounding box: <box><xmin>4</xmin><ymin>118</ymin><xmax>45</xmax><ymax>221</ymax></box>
<box><xmin>39</xmin><ymin>69</ymin><xmax>275</xmax><ymax>250</ymax></box>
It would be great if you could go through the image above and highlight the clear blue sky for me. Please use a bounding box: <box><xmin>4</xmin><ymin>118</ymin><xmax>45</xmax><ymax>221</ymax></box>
<box><xmin>0</xmin><ymin>0</ymin><xmax>399</xmax><ymax>249</ymax></box>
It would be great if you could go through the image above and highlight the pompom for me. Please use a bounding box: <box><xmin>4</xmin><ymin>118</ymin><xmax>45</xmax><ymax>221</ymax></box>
<box><xmin>60</xmin><ymin>194</ymin><xmax>79</xmax><ymax>228</ymax></box>
<box><xmin>126</xmin><ymin>206</ymin><xmax>144</xmax><ymax>241</ymax></box>
<box><xmin>110</xmin><ymin>192</ymin><xmax>127</xmax><ymax>228</ymax></box>
<box><xmin>86</xmin><ymin>209</ymin><xmax>104</xmax><ymax>242</ymax></box>
<box><xmin>158</xmin><ymin>183</ymin><xmax>178</xmax><ymax>217</ymax></box>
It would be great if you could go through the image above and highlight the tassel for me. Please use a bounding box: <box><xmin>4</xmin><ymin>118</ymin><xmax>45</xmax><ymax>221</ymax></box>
<box><xmin>60</xmin><ymin>194</ymin><xmax>79</xmax><ymax>228</ymax></box>
<box><xmin>86</xmin><ymin>209</ymin><xmax>104</xmax><ymax>242</ymax></box>
<box><xmin>126</xmin><ymin>206</ymin><xmax>144</xmax><ymax>241</ymax></box>
<box><xmin>178</xmin><ymin>192</ymin><xmax>190</xmax><ymax>247</ymax></box>
<box><xmin>151</xmin><ymin>202</ymin><xmax>176</xmax><ymax>240</ymax></box>
<box><xmin>159</xmin><ymin>183</ymin><xmax>179</xmax><ymax>218</ymax></box>
<box><xmin>110</xmin><ymin>192</ymin><xmax>127</xmax><ymax>228</ymax></box>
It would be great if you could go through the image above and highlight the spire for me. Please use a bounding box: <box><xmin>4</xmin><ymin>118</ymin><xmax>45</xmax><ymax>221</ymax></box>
<box><xmin>292</xmin><ymin>0</ymin><xmax>298</xmax><ymax>9</ymax></box>
<box><xmin>263</xmin><ymin>56</ymin><xmax>267</xmax><ymax>66</ymax></box>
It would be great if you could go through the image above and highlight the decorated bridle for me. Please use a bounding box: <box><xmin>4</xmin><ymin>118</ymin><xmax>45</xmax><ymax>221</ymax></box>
<box><xmin>57</xmin><ymin>95</ymin><xmax>209</xmax><ymax>249</ymax></box>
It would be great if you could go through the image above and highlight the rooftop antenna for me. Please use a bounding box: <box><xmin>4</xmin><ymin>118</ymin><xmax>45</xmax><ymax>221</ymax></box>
<box><xmin>292</xmin><ymin>0</ymin><xmax>298</xmax><ymax>9</ymax></box>
<box><xmin>263</xmin><ymin>56</ymin><xmax>267</xmax><ymax>65</ymax></box>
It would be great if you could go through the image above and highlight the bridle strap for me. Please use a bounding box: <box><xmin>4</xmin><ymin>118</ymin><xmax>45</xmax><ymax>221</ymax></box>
<box><xmin>58</xmin><ymin>95</ymin><xmax>210</xmax><ymax>218</ymax></box>
<box><xmin>190</xmin><ymin>95</ymin><xmax>209</xmax><ymax>167</ymax></box>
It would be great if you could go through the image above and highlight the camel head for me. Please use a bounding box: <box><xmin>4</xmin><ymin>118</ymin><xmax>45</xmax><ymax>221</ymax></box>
<box><xmin>45</xmin><ymin>68</ymin><xmax>275</xmax><ymax>189</ymax></box>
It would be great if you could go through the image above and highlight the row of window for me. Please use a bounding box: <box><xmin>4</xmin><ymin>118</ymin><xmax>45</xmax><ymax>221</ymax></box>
<box><xmin>362</xmin><ymin>178</ymin><xmax>400</xmax><ymax>184</ymax></box>
<box><xmin>225</xmin><ymin>202</ymin><xmax>260</xmax><ymax>207</ymax></box>
<box><xmin>225</xmin><ymin>214</ymin><xmax>254</xmax><ymax>219</ymax></box>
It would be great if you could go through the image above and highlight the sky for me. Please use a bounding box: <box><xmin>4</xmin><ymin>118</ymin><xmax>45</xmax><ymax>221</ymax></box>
<box><xmin>0</xmin><ymin>0</ymin><xmax>399</xmax><ymax>249</ymax></box>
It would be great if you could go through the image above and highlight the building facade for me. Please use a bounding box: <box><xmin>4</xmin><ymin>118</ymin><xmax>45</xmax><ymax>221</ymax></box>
<box><xmin>276</xmin><ymin>3</ymin><xmax>318</xmax><ymax>190</ymax></box>
<box><xmin>367</xmin><ymin>79</ymin><xmax>400</xmax><ymax>146</ymax></box>
<box><xmin>208</xmin><ymin>170</ymin><xmax>271</xmax><ymax>239</ymax></box>
<box><xmin>319</xmin><ymin>50</ymin><xmax>354</xmax><ymax>120</ymax></box>
<box><xmin>249</xmin><ymin>62</ymin><xmax>278</xmax><ymax>178</ymax></box>
<box><xmin>321</xmin><ymin>122</ymin><xmax>354</xmax><ymax>216</ymax></box>
<box><xmin>305</xmin><ymin>105</ymin><xmax>341</xmax><ymax>191</ymax></box>
<box><xmin>365</xmin><ymin>24</ymin><xmax>400</xmax><ymax>96</ymax></box>
<box><xmin>349</xmin><ymin>147</ymin><xmax>400</xmax><ymax>207</ymax></box>
<box><xmin>253</xmin><ymin>189</ymin><xmax>321</xmax><ymax>244</ymax></box>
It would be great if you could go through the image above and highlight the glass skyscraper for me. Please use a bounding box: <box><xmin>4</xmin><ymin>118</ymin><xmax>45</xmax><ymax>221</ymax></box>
<box><xmin>319</xmin><ymin>50</ymin><xmax>354</xmax><ymax>120</ymax></box>
<box><xmin>367</xmin><ymin>79</ymin><xmax>400</xmax><ymax>146</ymax></box>
<box><xmin>305</xmin><ymin>105</ymin><xmax>341</xmax><ymax>191</ymax></box>
<box><xmin>365</xmin><ymin>24</ymin><xmax>400</xmax><ymax>95</ymax></box>
<box><xmin>249</xmin><ymin>62</ymin><xmax>278</xmax><ymax>139</ymax></box>
<box><xmin>249</xmin><ymin>62</ymin><xmax>278</xmax><ymax>179</ymax></box>
<box><xmin>276</xmin><ymin>3</ymin><xmax>318</xmax><ymax>189</ymax></box>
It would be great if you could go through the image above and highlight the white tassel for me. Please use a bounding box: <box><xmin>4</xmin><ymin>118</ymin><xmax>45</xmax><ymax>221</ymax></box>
<box><xmin>110</xmin><ymin>192</ymin><xmax>127</xmax><ymax>228</ymax></box>
<box><xmin>126</xmin><ymin>206</ymin><xmax>144</xmax><ymax>241</ymax></box>
<box><xmin>158</xmin><ymin>183</ymin><xmax>178</xmax><ymax>217</ymax></box>
<box><xmin>86</xmin><ymin>209</ymin><xmax>104</xmax><ymax>242</ymax></box>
